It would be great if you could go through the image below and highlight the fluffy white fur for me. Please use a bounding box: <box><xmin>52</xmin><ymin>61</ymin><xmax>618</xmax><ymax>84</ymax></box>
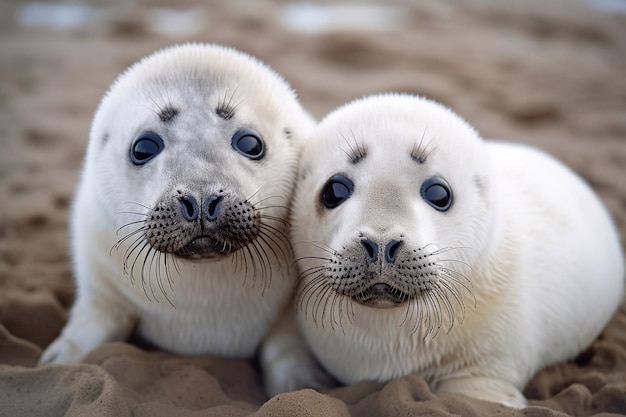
<box><xmin>40</xmin><ymin>43</ymin><xmax>313</xmax><ymax>363</ymax></box>
<box><xmin>264</xmin><ymin>94</ymin><xmax>624</xmax><ymax>408</ymax></box>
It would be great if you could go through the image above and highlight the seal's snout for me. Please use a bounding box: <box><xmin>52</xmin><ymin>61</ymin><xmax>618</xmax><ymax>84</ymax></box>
<box><xmin>360</xmin><ymin>238</ymin><xmax>403</xmax><ymax>264</ymax></box>
<box><xmin>322</xmin><ymin>238</ymin><xmax>456</xmax><ymax>308</ymax></box>
<box><xmin>144</xmin><ymin>190</ymin><xmax>261</xmax><ymax>259</ymax></box>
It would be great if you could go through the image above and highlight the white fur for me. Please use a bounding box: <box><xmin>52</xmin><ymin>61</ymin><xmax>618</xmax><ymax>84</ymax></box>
<box><xmin>40</xmin><ymin>43</ymin><xmax>313</xmax><ymax>363</ymax></box>
<box><xmin>268</xmin><ymin>94</ymin><xmax>624</xmax><ymax>408</ymax></box>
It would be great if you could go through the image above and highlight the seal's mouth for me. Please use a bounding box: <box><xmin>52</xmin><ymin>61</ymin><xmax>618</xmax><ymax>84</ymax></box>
<box><xmin>173</xmin><ymin>236</ymin><xmax>242</xmax><ymax>260</ymax></box>
<box><xmin>352</xmin><ymin>283</ymin><xmax>411</xmax><ymax>308</ymax></box>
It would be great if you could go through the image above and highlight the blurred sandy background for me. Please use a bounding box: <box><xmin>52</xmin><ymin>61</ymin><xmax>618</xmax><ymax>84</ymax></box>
<box><xmin>1</xmin><ymin>0</ymin><xmax>626</xmax><ymax>416</ymax></box>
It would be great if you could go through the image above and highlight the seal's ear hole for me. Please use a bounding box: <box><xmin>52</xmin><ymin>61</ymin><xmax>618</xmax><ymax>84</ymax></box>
<box><xmin>130</xmin><ymin>132</ymin><xmax>164</xmax><ymax>165</ymax></box>
<box><xmin>421</xmin><ymin>176</ymin><xmax>452</xmax><ymax>211</ymax></box>
<box><xmin>321</xmin><ymin>175</ymin><xmax>354</xmax><ymax>209</ymax></box>
<box><xmin>232</xmin><ymin>128</ymin><xmax>265</xmax><ymax>160</ymax></box>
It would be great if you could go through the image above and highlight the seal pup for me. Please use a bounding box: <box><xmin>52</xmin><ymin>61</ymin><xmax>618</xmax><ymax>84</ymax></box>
<box><xmin>40</xmin><ymin>43</ymin><xmax>314</xmax><ymax>363</ymax></box>
<box><xmin>267</xmin><ymin>94</ymin><xmax>624</xmax><ymax>407</ymax></box>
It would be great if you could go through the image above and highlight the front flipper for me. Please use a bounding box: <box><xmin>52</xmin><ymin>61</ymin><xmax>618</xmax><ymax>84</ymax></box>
<box><xmin>436</xmin><ymin>376</ymin><xmax>527</xmax><ymax>408</ymax></box>
<box><xmin>39</xmin><ymin>292</ymin><xmax>135</xmax><ymax>364</ymax></box>
<box><xmin>261</xmin><ymin>306</ymin><xmax>337</xmax><ymax>396</ymax></box>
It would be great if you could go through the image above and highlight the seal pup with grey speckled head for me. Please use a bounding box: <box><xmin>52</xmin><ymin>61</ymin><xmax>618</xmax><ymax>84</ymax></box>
<box><xmin>264</xmin><ymin>93</ymin><xmax>624</xmax><ymax>408</ymax></box>
<box><xmin>40</xmin><ymin>43</ymin><xmax>314</xmax><ymax>364</ymax></box>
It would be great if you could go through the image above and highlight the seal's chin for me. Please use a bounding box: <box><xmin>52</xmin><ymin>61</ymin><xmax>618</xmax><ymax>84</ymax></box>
<box><xmin>173</xmin><ymin>236</ymin><xmax>242</xmax><ymax>261</ymax></box>
<box><xmin>352</xmin><ymin>283</ymin><xmax>410</xmax><ymax>308</ymax></box>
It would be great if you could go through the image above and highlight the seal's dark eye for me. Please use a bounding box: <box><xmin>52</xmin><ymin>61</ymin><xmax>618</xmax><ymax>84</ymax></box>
<box><xmin>130</xmin><ymin>132</ymin><xmax>164</xmax><ymax>165</ymax></box>
<box><xmin>232</xmin><ymin>128</ymin><xmax>264</xmax><ymax>160</ymax></box>
<box><xmin>321</xmin><ymin>175</ymin><xmax>354</xmax><ymax>209</ymax></box>
<box><xmin>421</xmin><ymin>176</ymin><xmax>452</xmax><ymax>211</ymax></box>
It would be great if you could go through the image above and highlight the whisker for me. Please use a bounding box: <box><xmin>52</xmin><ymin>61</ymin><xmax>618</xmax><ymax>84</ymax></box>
<box><xmin>296</xmin><ymin>266</ymin><xmax>329</xmax><ymax>288</ymax></box>
<box><xmin>322</xmin><ymin>283</ymin><xmax>340</xmax><ymax>331</ymax></box>
<box><xmin>129</xmin><ymin>241</ymin><xmax>152</xmax><ymax>301</ymax></box>
<box><xmin>254</xmin><ymin>204</ymin><xmax>289</xmax><ymax>213</ymax></box>
<box><xmin>258</xmin><ymin>213</ymin><xmax>290</xmax><ymax>227</ymax></box>
<box><xmin>423</xmin><ymin>290</ymin><xmax>438</xmax><ymax>337</ymax></box>
<box><xmin>433</xmin><ymin>284</ymin><xmax>456</xmax><ymax>334</ymax></box>
<box><xmin>146</xmin><ymin>246</ymin><xmax>160</xmax><ymax>303</ymax></box>
<box><xmin>400</xmin><ymin>293</ymin><xmax>413</xmax><ymax>328</ymax></box>
<box><xmin>244</xmin><ymin>188</ymin><xmax>263</xmax><ymax>205</ymax></box>
<box><xmin>438</xmin><ymin>279</ymin><xmax>467</xmax><ymax>322</ymax></box>
<box><xmin>291</xmin><ymin>256</ymin><xmax>329</xmax><ymax>269</ymax></box>
<box><xmin>115</xmin><ymin>221</ymin><xmax>147</xmax><ymax>236</ymax></box>
<box><xmin>172</xmin><ymin>253</ymin><xmax>182</xmax><ymax>275</ymax></box>
<box><xmin>256</xmin><ymin>232</ymin><xmax>282</xmax><ymax>265</ymax></box>
<box><xmin>406</xmin><ymin>298</ymin><xmax>420</xmax><ymax>336</ymax></box>
<box><xmin>336</xmin><ymin>293</ymin><xmax>350</xmax><ymax>334</ymax></box>
<box><xmin>243</xmin><ymin>245</ymin><xmax>259</xmax><ymax>286</ymax></box>
<box><xmin>121</xmin><ymin>201</ymin><xmax>155</xmax><ymax>211</ymax></box>
<box><xmin>112</xmin><ymin>226</ymin><xmax>146</xmax><ymax>252</ymax></box>
<box><xmin>115</xmin><ymin>211</ymin><xmax>149</xmax><ymax>217</ymax></box>
<box><xmin>230</xmin><ymin>247</ymin><xmax>240</xmax><ymax>274</ymax></box>
<box><xmin>258</xmin><ymin>222</ymin><xmax>291</xmax><ymax>246</ymax></box>
<box><xmin>438</xmin><ymin>267</ymin><xmax>476</xmax><ymax>307</ymax></box>
<box><xmin>122</xmin><ymin>234</ymin><xmax>148</xmax><ymax>277</ymax></box>
<box><xmin>298</xmin><ymin>274</ymin><xmax>325</xmax><ymax>308</ymax></box>
<box><xmin>429</xmin><ymin>245</ymin><xmax>475</xmax><ymax>256</ymax></box>
<box><xmin>256</xmin><ymin>230</ymin><xmax>290</xmax><ymax>275</ymax></box>
<box><xmin>254</xmin><ymin>201</ymin><xmax>289</xmax><ymax>211</ymax></box>
<box><xmin>156</xmin><ymin>252</ymin><xmax>175</xmax><ymax>307</ymax></box>
<box><xmin>292</xmin><ymin>241</ymin><xmax>338</xmax><ymax>256</ymax></box>
<box><xmin>163</xmin><ymin>252</ymin><xmax>175</xmax><ymax>292</ymax></box>
<box><xmin>258</xmin><ymin>224</ymin><xmax>291</xmax><ymax>258</ymax></box>
<box><xmin>299</xmin><ymin>275</ymin><xmax>326</xmax><ymax>321</ymax></box>
<box><xmin>250</xmin><ymin>239</ymin><xmax>271</xmax><ymax>294</ymax></box>
<box><xmin>295</xmin><ymin>256</ymin><xmax>333</xmax><ymax>264</ymax></box>
<box><xmin>338</xmin><ymin>293</ymin><xmax>350</xmax><ymax>334</ymax></box>
<box><xmin>314</xmin><ymin>284</ymin><xmax>333</xmax><ymax>329</ymax></box>
<box><xmin>328</xmin><ymin>290</ymin><xmax>339</xmax><ymax>331</ymax></box>
<box><xmin>439</xmin><ymin>264</ymin><xmax>473</xmax><ymax>285</ymax></box>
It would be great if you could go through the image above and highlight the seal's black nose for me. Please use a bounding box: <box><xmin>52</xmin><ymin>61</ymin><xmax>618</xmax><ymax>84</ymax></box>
<box><xmin>361</xmin><ymin>239</ymin><xmax>379</xmax><ymax>263</ymax></box>
<box><xmin>179</xmin><ymin>196</ymin><xmax>199</xmax><ymax>221</ymax></box>
<box><xmin>361</xmin><ymin>239</ymin><xmax>402</xmax><ymax>263</ymax></box>
<box><xmin>385</xmin><ymin>240</ymin><xmax>402</xmax><ymax>263</ymax></box>
<box><xmin>203</xmin><ymin>195</ymin><xmax>223</xmax><ymax>221</ymax></box>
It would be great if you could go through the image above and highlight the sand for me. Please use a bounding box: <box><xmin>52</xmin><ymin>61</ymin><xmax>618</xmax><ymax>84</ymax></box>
<box><xmin>1</xmin><ymin>0</ymin><xmax>625</xmax><ymax>415</ymax></box>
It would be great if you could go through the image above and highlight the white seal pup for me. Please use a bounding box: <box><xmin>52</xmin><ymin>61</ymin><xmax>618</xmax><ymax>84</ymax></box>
<box><xmin>40</xmin><ymin>43</ymin><xmax>314</xmax><ymax>364</ymax></box>
<box><xmin>266</xmin><ymin>94</ymin><xmax>624</xmax><ymax>407</ymax></box>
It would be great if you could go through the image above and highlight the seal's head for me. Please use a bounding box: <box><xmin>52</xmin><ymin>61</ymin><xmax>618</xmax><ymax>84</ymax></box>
<box><xmin>292</xmin><ymin>94</ymin><xmax>495</xmax><ymax>334</ymax></box>
<box><xmin>83</xmin><ymin>43</ymin><xmax>312</xmax><ymax>278</ymax></box>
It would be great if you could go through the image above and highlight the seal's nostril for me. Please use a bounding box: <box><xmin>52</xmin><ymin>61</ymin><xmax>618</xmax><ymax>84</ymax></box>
<box><xmin>361</xmin><ymin>239</ymin><xmax>378</xmax><ymax>263</ymax></box>
<box><xmin>179</xmin><ymin>196</ymin><xmax>199</xmax><ymax>221</ymax></box>
<box><xmin>385</xmin><ymin>240</ymin><xmax>402</xmax><ymax>263</ymax></box>
<box><xmin>204</xmin><ymin>195</ymin><xmax>223</xmax><ymax>221</ymax></box>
